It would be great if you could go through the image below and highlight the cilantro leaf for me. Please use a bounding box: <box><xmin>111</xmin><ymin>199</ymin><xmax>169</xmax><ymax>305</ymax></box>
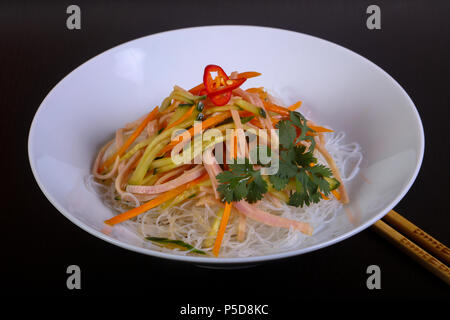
<box><xmin>296</xmin><ymin>169</ymin><xmax>312</xmax><ymax>194</ymax></box>
<box><xmin>288</xmin><ymin>190</ymin><xmax>309</xmax><ymax>207</ymax></box>
<box><xmin>310</xmin><ymin>174</ymin><xmax>331</xmax><ymax>196</ymax></box>
<box><xmin>289</xmin><ymin>111</ymin><xmax>305</xmax><ymax>128</ymax></box>
<box><xmin>289</xmin><ymin>111</ymin><xmax>315</xmax><ymax>151</ymax></box>
<box><xmin>267</xmin><ymin>148</ymin><xmax>297</xmax><ymax>190</ymax></box>
<box><xmin>269</xmin><ymin>174</ymin><xmax>290</xmax><ymax>191</ymax></box>
<box><xmin>277</xmin><ymin>120</ymin><xmax>296</xmax><ymax>149</ymax></box>
<box><xmin>216</xmin><ymin>109</ymin><xmax>338</xmax><ymax>208</ymax></box>
<box><xmin>308</xmin><ymin>164</ymin><xmax>332</xmax><ymax>178</ymax></box>
<box><xmin>216</xmin><ymin>171</ymin><xmax>245</xmax><ymax>203</ymax></box>
<box><xmin>216</xmin><ymin>158</ymin><xmax>267</xmax><ymax>203</ymax></box>
<box><xmin>294</xmin><ymin>146</ymin><xmax>316</xmax><ymax>167</ymax></box>
<box><xmin>307</xmin><ymin>164</ymin><xmax>332</xmax><ymax>196</ymax></box>
<box><xmin>287</xmin><ymin>167</ymin><xmax>332</xmax><ymax>207</ymax></box>
<box><xmin>247</xmin><ymin>174</ymin><xmax>268</xmax><ymax>203</ymax></box>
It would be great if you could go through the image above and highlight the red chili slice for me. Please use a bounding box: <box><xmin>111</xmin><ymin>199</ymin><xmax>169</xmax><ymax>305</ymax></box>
<box><xmin>209</xmin><ymin>91</ymin><xmax>232</xmax><ymax>106</ymax></box>
<box><xmin>203</xmin><ymin>65</ymin><xmax>229</xmax><ymax>93</ymax></box>
<box><xmin>202</xmin><ymin>65</ymin><xmax>247</xmax><ymax>106</ymax></box>
<box><xmin>208</xmin><ymin>78</ymin><xmax>246</xmax><ymax>96</ymax></box>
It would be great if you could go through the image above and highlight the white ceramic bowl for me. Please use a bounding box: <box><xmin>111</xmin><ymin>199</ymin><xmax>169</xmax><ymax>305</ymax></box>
<box><xmin>28</xmin><ymin>26</ymin><xmax>424</xmax><ymax>264</ymax></box>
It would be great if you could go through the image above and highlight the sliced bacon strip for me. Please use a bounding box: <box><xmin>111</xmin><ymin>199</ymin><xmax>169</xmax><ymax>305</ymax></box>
<box><xmin>154</xmin><ymin>166</ymin><xmax>187</xmax><ymax>185</ymax></box>
<box><xmin>115</xmin><ymin>151</ymin><xmax>142</xmax><ymax>201</ymax></box>
<box><xmin>234</xmin><ymin>201</ymin><xmax>313</xmax><ymax>235</ymax></box>
<box><xmin>92</xmin><ymin>139</ymin><xmax>120</xmax><ymax>179</ymax></box>
<box><xmin>237</xmin><ymin>213</ymin><xmax>247</xmax><ymax>242</ymax></box>
<box><xmin>126</xmin><ymin>165</ymin><xmax>205</xmax><ymax>195</ymax></box>
<box><xmin>124</xmin><ymin>114</ymin><xmax>148</xmax><ymax>130</ymax></box>
<box><xmin>202</xmin><ymin>147</ymin><xmax>221</xmax><ymax>199</ymax></box>
<box><xmin>158</xmin><ymin>111</ymin><xmax>175</xmax><ymax>127</ymax></box>
<box><xmin>115</xmin><ymin>128</ymin><xmax>125</xmax><ymax>150</ymax></box>
<box><xmin>146</xmin><ymin>119</ymin><xmax>158</xmax><ymax>137</ymax></box>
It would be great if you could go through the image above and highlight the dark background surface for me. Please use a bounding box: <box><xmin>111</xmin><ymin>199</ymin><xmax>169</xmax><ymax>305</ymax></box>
<box><xmin>1</xmin><ymin>0</ymin><xmax>449</xmax><ymax>305</ymax></box>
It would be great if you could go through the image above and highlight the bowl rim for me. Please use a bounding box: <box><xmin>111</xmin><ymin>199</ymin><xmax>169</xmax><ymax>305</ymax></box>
<box><xmin>27</xmin><ymin>25</ymin><xmax>425</xmax><ymax>264</ymax></box>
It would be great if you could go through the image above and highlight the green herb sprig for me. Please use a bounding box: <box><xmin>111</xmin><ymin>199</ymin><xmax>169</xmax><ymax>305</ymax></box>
<box><xmin>269</xmin><ymin>111</ymin><xmax>336</xmax><ymax>207</ymax></box>
<box><xmin>216</xmin><ymin>111</ymin><xmax>339</xmax><ymax>207</ymax></box>
<box><xmin>217</xmin><ymin>158</ymin><xmax>268</xmax><ymax>203</ymax></box>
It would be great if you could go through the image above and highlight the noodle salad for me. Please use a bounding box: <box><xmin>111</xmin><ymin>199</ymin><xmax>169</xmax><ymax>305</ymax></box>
<box><xmin>87</xmin><ymin>65</ymin><xmax>362</xmax><ymax>257</ymax></box>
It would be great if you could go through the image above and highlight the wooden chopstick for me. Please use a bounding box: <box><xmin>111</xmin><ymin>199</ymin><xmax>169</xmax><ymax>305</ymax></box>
<box><xmin>383</xmin><ymin>210</ymin><xmax>450</xmax><ymax>265</ymax></box>
<box><xmin>372</xmin><ymin>210</ymin><xmax>450</xmax><ymax>285</ymax></box>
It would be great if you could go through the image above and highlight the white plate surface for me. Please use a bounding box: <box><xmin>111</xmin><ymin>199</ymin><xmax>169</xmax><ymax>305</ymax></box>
<box><xmin>28</xmin><ymin>26</ymin><xmax>424</xmax><ymax>263</ymax></box>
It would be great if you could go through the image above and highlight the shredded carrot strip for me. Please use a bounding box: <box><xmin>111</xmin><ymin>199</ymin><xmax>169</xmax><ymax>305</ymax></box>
<box><xmin>288</xmin><ymin>101</ymin><xmax>302</xmax><ymax>111</ymax></box>
<box><xmin>331</xmin><ymin>189</ymin><xmax>341</xmax><ymax>201</ymax></box>
<box><xmin>249</xmin><ymin>118</ymin><xmax>264</xmax><ymax>128</ymax></box>
<box><xmin>320</xmin><ymin>192</ymin><xmax>330</xmax><ymax>200</ymax></box>
<box><xmin>159</xmin><ymin>111</ymin><xmax>231</xmax><ymax>156</ymax></box>
<box><xmin>246</xmin><ymin>87</ymin><xmax>268</xmax><ymax>101</ymax></box>
<box><xmin>270</xmin><ymin>117</ymin><xmax>282</xmax><ymax>126</ymax></box>
<box><xmin>188</xmin><ymin>83</ymin><xmax>205</xmax><ymax>95</ymax></box>
<box><xmin>263</xmin><ymin>101</ymin><xmax>291</xmax><ymax>117</ymax></box>
<box><xmin>236</xmin><ymin>71</ymin><xmax>262</xmax><ymax>79</ymax></box>
<box><xmin>237</xmin><ymin>214</ymin><xmax>246</xmax><ymax>242</ymax></box>
<box><xmin>99</xmin><ymin>107</ymin><xmax>159</xmax><ymax>173</ymax></box>
<box><xmin>165</xmin><ymin>105</ymin><xmax>195</xmax><ymax>131</ymax></box>
<box><xmin>104</xmin><ymin>173</ymin><xmax>209</xmax><ymax>226</ymax></box>
<box><xmin>308</xmin><ymin>124</ymin><xmax>334</xmax><ymax>133</ymax></box>
<box><xmin>212</xmin><ymin>202</ymin><xmax>233</xmax><ymax>257</ymax></box>
<box><xmin>245</xmin><ymin>87</ymin><xmax>264</xmax><ymax>94</ymax></box>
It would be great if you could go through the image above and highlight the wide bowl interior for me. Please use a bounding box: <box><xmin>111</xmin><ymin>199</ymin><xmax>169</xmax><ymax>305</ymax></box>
<box><xmin>28</xmin><ymin>26</ymin><xmax>424</xmax><ymax>264</ymax></box>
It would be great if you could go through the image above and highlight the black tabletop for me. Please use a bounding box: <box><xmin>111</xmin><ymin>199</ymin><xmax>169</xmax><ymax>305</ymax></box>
<box><xmin>2</xmin><ymin>0</ymin><xmax>449</xmax><ymax>305</ymax></box>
